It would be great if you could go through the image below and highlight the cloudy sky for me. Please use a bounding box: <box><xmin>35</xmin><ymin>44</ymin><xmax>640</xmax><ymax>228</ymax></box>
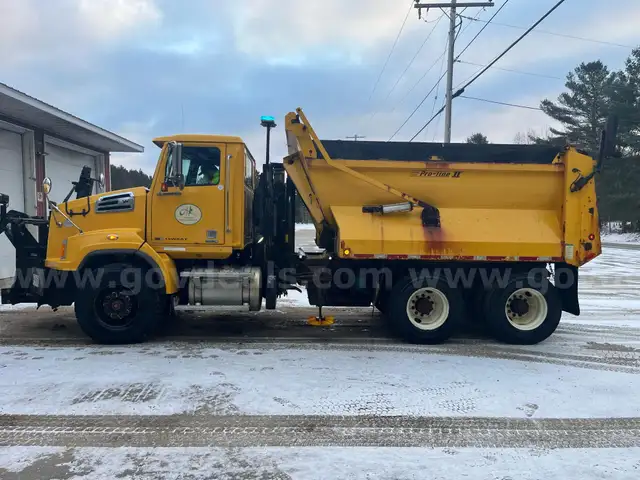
<box><xmin>2</xmin><ymin>0</ymin><xmax>639</xmax><ymax>173</ymax></box>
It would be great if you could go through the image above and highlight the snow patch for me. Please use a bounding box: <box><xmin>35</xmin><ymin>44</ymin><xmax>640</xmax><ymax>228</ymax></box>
<box><xmin>295</xmin><ymin>223</ymin><xmax>315</xmax><ymax>232</ymax></box>
<box><xmin>2</xmin><ymin>447</ymin><xmax>639</xmax><ymax>480</ymax></box>
<box><xmin>0</xmin><ymin>294</ymin><xmax>37</xmax><ymax>312</ymax></box>
<box><xmin>1</xmin><ymin>343</ymin><xmax>639</xmax><ymax>418</ymax></box>
<box><xmin>602</xmin><ymin>232</ymin><xmax>640</xmax><ymax>244</ymax></box>
<box><xmin>0</xmin><ymin>447</ymin><xmax>63</xmax><ymax>473</ymax></box>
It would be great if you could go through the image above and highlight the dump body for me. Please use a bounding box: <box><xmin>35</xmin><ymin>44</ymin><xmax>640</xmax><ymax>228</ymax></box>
<box><xmin>284</xmin><ymin>112</ymin><xmax>601</xmax><ymax>267</ymax></box>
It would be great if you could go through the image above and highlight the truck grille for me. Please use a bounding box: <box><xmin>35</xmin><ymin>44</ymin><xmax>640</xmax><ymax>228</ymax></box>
<box><xmin>95</xmin><ymin>192</ymin><xmax>135</xmax><ymax>213</ymax></box>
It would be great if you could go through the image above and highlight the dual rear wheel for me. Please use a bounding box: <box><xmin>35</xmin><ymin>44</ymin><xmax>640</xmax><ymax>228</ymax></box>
<box><xmin>386</xmin><ymin>272</ymin><xmax>562</xmax><ymax>345</ymax></box>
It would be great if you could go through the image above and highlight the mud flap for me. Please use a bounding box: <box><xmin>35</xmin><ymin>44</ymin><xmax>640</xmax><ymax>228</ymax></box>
<box><xmin>555</xmin><ymin>263</ymin><xmax>579</xmax><ymax>316</ymax></box>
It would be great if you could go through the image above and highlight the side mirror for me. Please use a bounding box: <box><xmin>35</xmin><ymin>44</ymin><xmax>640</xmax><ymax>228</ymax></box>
<box><xmin>597</xmin><ymin>115</ymin><xmax>619</xmax><ymax>171</ymax></box>
<box><xmin>167</xmin><ymin>141</ymin><xmax>185</xmax><ymax>190</ymax></box>
<box><xmin>98</xmin><ymin>173</ymin><xmax>105</xmax><ymax>188</ymax></box>
<box><xmin>42</xmin><ymin>177</ymin><xmax>53</xmax><ymax>196</ymax></box>
<box><xmin>603</xmin><ymin>116</ymin><xmax>619</xmax><ymax>158</ymax></box>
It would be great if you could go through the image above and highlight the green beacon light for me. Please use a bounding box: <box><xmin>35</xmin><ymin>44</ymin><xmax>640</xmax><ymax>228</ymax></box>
<box><xmin>261</xmin><ymin>115</ymin><xmax>276</xmax><ymax>128</ymax></box>
<box><xmin>261</xmin><ymin>115</ymin><xmax>277</xmax><ymax>165</ymax></box>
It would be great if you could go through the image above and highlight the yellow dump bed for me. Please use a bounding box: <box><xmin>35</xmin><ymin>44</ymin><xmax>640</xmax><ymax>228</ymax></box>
<box><xmin>284</xmin><ymin>110</ymin><xmax>601</xmax><ymax>267</ymax></box>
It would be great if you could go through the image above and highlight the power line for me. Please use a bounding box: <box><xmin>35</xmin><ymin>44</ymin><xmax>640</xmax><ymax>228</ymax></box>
<box><xmin>368</xmin><ymin>0</ymin><xmax>415</xmax><ymax>102</ymax></box>
<box><xmin>456</xmin><ymin>59</ymin><xmax>563</xmax><ymax>80</ymax></box>
<box><xmin>431</xmin><ymin>102</ymin><xmax>446</xmax><ymax>141</ymax></box>
<box><xmin>459</xmin><ymin>14</ymin><xmax>634</xmax><ymax>49</ymax></box>
<box><xmin>410</xmin><ymin>106</ymin><xmax>446</xmax><ymax>141</ymax></box>
<box><xmin>459</xmin><ymin>95</ymin><xmax>542</xmax><ymax>111</ymax></box>
<box><xmin>370</xmin><ymin>14</ymin><xmax>445</xmax><ymax>122</ymax></box>
<box><xmin>382</xmin><ymin>15</ymin><xmax>445</xmax><ymax>105</ymax></box>
<box><xmin>455</xmin><ymin>0</ymin><xmax>510</xmax><ymax>60</ymax></box>
<box><xmin>394</xmin><ymin>49</ymin><xmax>447</xmax><ymax>111</ymax></box>
<box><xmin>388</xmin><ymin>70</ymin><xmax>447</xmax><ymax>141</ymax></box>
<box><xmin>410</xmin><ymin>0</ymin><xmax>569</xmax><ymax>141</ymax></box>
<box><xmin>454</xmin><ymin>0</ymin><xmax>569</xmax><ymax>97</ymax></box>
<box><xmin>425</xmin><ymin>47</ymin><xmax>448</xmax><ymax>140</ymax></box>
<box><xmin>388</xmin><ymin>7</ymin><xmax>480</xmax><ymax>136</ymax></box>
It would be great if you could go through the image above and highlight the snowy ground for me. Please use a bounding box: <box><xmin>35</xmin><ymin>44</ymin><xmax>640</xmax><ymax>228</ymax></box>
<box><xmin>1</xmin><ymin>447</ymin><xmax>639</xmax><ymax>480</ymax></box>
<box><xmin>0</xmin><ymin>228</ymin><xmax>639</xmax><ymax>478</ymax></box>
<box><xmin>602</xmin><ymin>231</ymin><xmax>640</xmax><ymax>245</ymax></box>
<box><xmin>603</xmin><ymin>232</ymin><xmax>640</xmax><ymax>244</ymax></box>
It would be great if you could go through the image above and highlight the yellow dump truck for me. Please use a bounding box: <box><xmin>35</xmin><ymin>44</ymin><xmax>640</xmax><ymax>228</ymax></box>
<box><xmin>0</xmin><ymin>109</ymin><xmax>616</xmax><ymax>345</ymax></box>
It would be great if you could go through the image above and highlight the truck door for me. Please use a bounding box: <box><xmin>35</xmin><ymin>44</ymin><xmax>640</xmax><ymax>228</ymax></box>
<box><xmin>151</xmin><ymin>143</ymin><xmax>227</xmax><ymax>246</ymax></box>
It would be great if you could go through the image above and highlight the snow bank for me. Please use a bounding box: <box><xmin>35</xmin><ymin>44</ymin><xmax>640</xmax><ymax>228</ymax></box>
<box><xmin>602</xmin><ymin>232</ymin><xmax>640</xmax><ymax>244</ymax></box>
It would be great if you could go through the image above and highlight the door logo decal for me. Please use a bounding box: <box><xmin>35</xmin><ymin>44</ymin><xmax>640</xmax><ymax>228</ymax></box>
<box><xmin>175</xmin><ymin>204</ymin><xmax>202</xmax><ymax>225</ymax></box>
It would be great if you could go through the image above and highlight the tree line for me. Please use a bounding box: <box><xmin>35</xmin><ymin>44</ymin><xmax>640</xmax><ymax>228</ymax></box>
<box><xmin>110</xmin><ymin>165</ymin><xmax>153</xmax><ymax>190</ymax></box>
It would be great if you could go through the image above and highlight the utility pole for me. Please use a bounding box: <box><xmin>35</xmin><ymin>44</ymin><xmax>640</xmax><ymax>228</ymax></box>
<box><xmin>415</xmin><ymin>1</ymin><xmax>494</xmax><ymax>143</ymax></box>
<box><xmin>346</xmin><ymin>134</ymin><xmax>366</xmax><ymax>142</ymax></box>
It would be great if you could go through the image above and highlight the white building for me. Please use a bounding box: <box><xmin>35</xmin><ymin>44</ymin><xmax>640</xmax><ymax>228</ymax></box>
<box><xmin>0</xmin><ymin>82</ymin><xmax>143</xmax><ymax>288</ymax></box>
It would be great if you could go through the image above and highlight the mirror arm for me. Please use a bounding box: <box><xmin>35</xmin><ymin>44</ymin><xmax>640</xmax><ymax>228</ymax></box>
<box><xmin>595</xmin><ymin>129</ymin><xmax>607</xmax><ymax>173</ymax></box>
<box><xmin>48</xmin><ymin>200</ymin><xmax>83</xmax><ymax>234</ymax></box>
<box><xmin>597</xmin><ymin>115</ymin><xmax>619</xmax><ymax>172</ymax></box>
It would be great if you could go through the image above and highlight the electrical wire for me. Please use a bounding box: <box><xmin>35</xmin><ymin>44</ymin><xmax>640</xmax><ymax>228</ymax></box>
<box><xmin>388</xmin><ymin>70</ymin><xmax>447</xmax><ymax>141</ymax></box>
<box><xmin>381</xmin><ymin>15</ymin><xmax>445</xmax><ymax>106</ymax></box>
<box><xmin>431</xmin><ymin>102</ymin><xmax>446</xmax><ymax>142</ymax></box>
<box><xmin>410</xmin><ymin>106</ymin><xmax>445</xmax><ymax>141</ymax></box>
<box><xmin>370</xmin><ymin>14</ymin><xmax>445</xmax><ymax>123</ymax></box>
<box><xmin>410</xmin><ymin>0</ymin><xmax>569</xmax><ymax>141</ymax></box>
<box><xmin>456</xmin><ymin>59</ymin><xmax>563</xmax><ymax>80</ymax></box>
<box><xmin>455</xmin><ymin>0</ymin><xmax>511</xmax><ymax>60</ymax></box>
<box><xmin>425</xmin><ymin>47</ymin><xmax>448</xmax><ymax>140</ymax></box>
<box><xmin>459</xmin><ymin>14</ymin><xmax>635</xmax><ymax>49</ymax></box>
<box><xmin>453</xmin><ymin>0</ymin><xmax>568</xmax><ymax>96</ymax></box>
<box><xmin>388</xmin><ymin>8</ymin><xmax>480</xmax><ymax>134</ymax></box>
<box><xmin>393</xmin><ymin>49</ymin><xmax>447</xmax><ymax>111</ymax></box>
<box><xmin>459</xmin><ymin>95</ymin><xmax>542</xmax><ymax>111</ymax></box>
<box><xmin>368</xmin><ymin>0</ymin><xmax>415</xmax><ymax>102</ymax></box>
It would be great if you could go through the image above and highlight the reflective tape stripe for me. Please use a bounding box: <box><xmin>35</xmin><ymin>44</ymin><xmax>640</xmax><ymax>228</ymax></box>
<box><xmin>353</xmin><ymin>254</ymin><xmax>563</xmax><ymax>262</ymax></box>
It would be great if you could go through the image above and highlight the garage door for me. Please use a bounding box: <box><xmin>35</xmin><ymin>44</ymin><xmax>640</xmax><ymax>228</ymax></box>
<box><xmin>45</xmin><ymin>142</ymin><xmax>98</xmax><ymax>205</ymax></box>
<box><xmin>0</xmin><ymin>129</ymin><xmax>25</xmax><ymax>288</ymax></box>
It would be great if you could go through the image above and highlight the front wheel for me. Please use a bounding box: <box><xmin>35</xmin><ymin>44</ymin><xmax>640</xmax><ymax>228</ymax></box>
<box><xmin>388</xmin><ymin>274</ymin><xmax>464</xmax><ymax>344</ymax></box>
<box><xmin>75</xmin><ymin>264</ymin><xmax>162</xmax><ymax>344</ymax></box>
<box><xmin>484</xmin><ymin>274</ymin><xmax>561</xmax><ymax>345</ymax></box>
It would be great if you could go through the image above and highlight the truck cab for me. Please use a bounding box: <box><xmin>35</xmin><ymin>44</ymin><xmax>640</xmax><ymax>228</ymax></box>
<box><xmin>3</xmin><ymin>132</ymin><xmax>284</xmax><ymax>344</ymax></box>
<box><xmin>149</xmin><ymin>135</ymin><xmax>257</xmax><ymax>256</ymax></box>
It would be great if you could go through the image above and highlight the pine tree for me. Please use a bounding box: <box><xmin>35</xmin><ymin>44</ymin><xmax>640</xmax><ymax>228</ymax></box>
<box><xmin>466</xmin><ymin>133</ymin><xmax>489</xmax><ymax>144</ymax></box>
<box><xmin>540</xmin><ymin>61</ymin><xmax>615</xmax><ymax>155</ymax></box>
<box><xmin>110</xmin><ymin>165</ymin><xmax>153</xmax><ymax>190</ymax></box>
<box><xmin>611</xmin><ymin>48</ymin><xmax>640</xmax><ymax>154</ymax></box>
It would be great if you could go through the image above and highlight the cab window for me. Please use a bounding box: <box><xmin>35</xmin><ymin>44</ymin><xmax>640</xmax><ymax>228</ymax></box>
<box><xmin>185</xmin><ymin>147</ymin><xmax>221</xmax><ymax>186</ymax></box>
<box><xmin>245</xmin><ymin>148</ymin><xmax>256</xmax><ymax>188</ymax></box>
<box><xmin>166</xmin><ymin>146</ymin><xmax>221</xmax><ymax>187</ymax></box>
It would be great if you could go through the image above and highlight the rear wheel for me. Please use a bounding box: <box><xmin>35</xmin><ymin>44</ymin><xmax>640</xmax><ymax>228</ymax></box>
<box><xmin>484</xmin><ymin>274</ymin><xmax>561</xmax><ymax>344</ymax></box>
<box><xmin>389</xmin><ymin>274</ymin><xmax>463</xmax><ymax>344</ymax></box>
<box><xmin>75</xmin><ymin>264</ymin><xmax>162</xmax><ymax>344</ymax></box>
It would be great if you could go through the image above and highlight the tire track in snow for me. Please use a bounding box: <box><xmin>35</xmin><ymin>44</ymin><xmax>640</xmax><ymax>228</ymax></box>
<box><xmin>0</xmin><ymin>415</ymin><xmax>638</xmax><ymax>448</ymax></box>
